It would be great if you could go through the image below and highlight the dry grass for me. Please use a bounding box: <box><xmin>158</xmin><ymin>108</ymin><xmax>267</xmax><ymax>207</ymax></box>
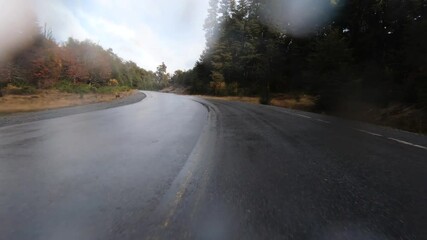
<box><xmin>338</xmin><ymin>103</ymin><xmax>427</xmax><ymax>134</ymax></box>
<box><xmin>198</xmin><ymin>93</ymin><xmax>426</xmax><ymax>133</ymax></box>
<box><xmin>0</xmin><ymin>89</ymin><xmax>136</xmax><ymax>114</ymax></box>
<box><xmin>199</xmin><ymin>94</ymin><xmax>316</xmax><ymax>111</ymax></box>
<box><xmin>270</xmin><ymin>94</ymin><xmax>316</xmax><ymax>111</ymax></box>
<box><xmin>199</xmin><ymin>95</ymin><xmax>260</xmax><ymax>104</ymax></box>
<box><xmin>161</xmin><ymin>86</ymin><xmax>191</xmax><ymax>95</ymax></box>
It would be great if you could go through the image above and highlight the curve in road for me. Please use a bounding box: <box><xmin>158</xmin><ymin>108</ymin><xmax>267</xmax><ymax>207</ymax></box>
<box><xmin>0</xmin><ymin>91</ymin><xmax>426</xmax><ymax>240</ymax></box>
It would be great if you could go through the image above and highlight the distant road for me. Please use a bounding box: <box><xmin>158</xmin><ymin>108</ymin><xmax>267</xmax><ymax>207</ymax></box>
<box><xmin>0</xmin><ymin>91</ymin><xmax>426</xmax><ymax>239</ymax></box>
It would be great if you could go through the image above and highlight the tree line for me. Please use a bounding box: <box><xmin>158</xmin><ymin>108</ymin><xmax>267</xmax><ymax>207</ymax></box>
<box><xmin>172</xmin><ymin>0</ymin><xmax>427</xmax><ymax>112</ymax></box>
<box><xmin>0</xmin><ymin>21</ymin><xmax>169</xmax><ymax>96</ymax></box>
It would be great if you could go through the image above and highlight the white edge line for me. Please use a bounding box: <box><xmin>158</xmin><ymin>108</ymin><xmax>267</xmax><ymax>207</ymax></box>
<box><xmin>356</xmin><ymin>129</ymin><xmax>383</xmax><ymax>137</ymax></box>
<box><xmin>316</xmin><ymin>119</ymin><xmax>331</xmax><ymax>124</ymax></box>
<box><xmin>279</xmin><ymin>109</ymin><xmax>426</xmax><ymax>151</ymax></box>
<box><xmin>388</xmin><ymin>138</ymin><xmax>427</xmax><ymax>150</ymax></box>
<box><xmin>294</xmin><ymin>114</ymin><xmax>312</xmax><ymax>119</ymax></box>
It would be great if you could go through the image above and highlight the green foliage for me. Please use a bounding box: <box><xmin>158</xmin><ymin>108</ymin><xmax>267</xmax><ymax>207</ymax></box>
<box><xmin>19</xmin><ymin>86</ymin><xmax>37</xmax><ymax>95</ymax></box>
<box><xmin>94</xmin><ymin>85</ymin><xmax>131</xmax><ymax>94</ymax></box>
<box><xmin>259</xmin><ymin>95</ymin><xmax>270</xmax><ymax>105</ymax></box>
<box><xmin>0</xmin><ymin>82</ymin><xmax>7</xmax><ymax>90</ymax></box>
<box><xmin>56</xmin><ymin>81</ymin><xmax>94</xmax><ymax>94</ymax></box>
<box><xmin>5</xmin><ymin>85</ymin><xmax>37</xmax><ymax>95</ymax></box>
<box><xmin>227</xmin><ymin>81</ymin><xmax>239</xmax><ymax>96</ymax></box>
<box><xmin>404</xmin><ymin>18</ymin><xmax>427</xmax><ymax>107</ymax></box>
<box><xmin>56</xmin><ymin>80</ymin><xmax>131</xmax><ymax>94</ymax></box>
<box><xmin>177</xmin><ymin>0</ymin><xmax>427</xmax><ymax>112</ymax></box>
<box><xmin>155</xmin><ymin>62</ymin><xmax>170</xmax><ymax>88</ymax></box>
<box><xmin>306</xmin><ymin>28</ymin><xmax>354</xmax><ymax>110</ymax></box>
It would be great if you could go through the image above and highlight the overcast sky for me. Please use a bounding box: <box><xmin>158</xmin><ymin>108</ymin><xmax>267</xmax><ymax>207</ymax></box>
<box><xmin>32</xmin><ymin>0</ymin><xmax>209</xmax><ymax>72</ymax></box>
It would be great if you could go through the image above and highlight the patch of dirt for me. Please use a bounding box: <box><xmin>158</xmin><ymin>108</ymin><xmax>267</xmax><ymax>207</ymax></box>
<box><xmin>0</xmin><ymin>90</ymin><xmax>136</xmax><ymax>114</ymax></box>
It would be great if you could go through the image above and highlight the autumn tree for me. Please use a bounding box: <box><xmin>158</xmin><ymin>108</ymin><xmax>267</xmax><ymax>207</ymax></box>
<box><xmin>0</xmin><ymin>20</ymin><xmax>158</xmax><ymax>93</ymax></box>
<box><xmin>155</xmin><ymin>62</ymin><xmax>169</xmax><ymax>88</ymax></box>
<box><xmin>61</xmin><ymin>38</ymin><xmax>90</xmax><ymax>84</ymax></box>
<box><xmin>30</xmin><ymin>37</ymin><xmax>62</xmax><ymax>88</ymax></box>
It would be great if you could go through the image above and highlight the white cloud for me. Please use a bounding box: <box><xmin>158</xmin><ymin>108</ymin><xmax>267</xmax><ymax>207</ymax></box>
<box><xmin>31</xmin><ymin>0</ymin><xmax>209</xmax><ymax>72</ymax></box>
<box><xmin>81</xmin><ymin>14</ymin><xmax>136</xmax><ymax>40</ymax></box>
<box><xmin>34</xmin><ymin>0</ymin><xmax>93</xmax><ymax>41</ymax></box>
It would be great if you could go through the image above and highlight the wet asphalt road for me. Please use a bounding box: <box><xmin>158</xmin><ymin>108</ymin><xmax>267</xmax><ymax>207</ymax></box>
<box><xmin>0</xmin><ymin>91</ymin><xmax>426</xmax><ymax>240</ymax></box>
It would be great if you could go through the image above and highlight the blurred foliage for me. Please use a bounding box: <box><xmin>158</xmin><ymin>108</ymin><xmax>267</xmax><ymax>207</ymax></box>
<box><xmin>173</xmin><ymin>0</ymin><xmax>427</xmax><ymax>115</ymax></box>
<box><xmin>3</xmin><ymin>84</ymin><xmax>36</xmax><ymax>95</ymax></box>
<box><xmin>0</xmin><ymin>23</ymin><xmax>169</xmax><ymax>96</ymax></box>
<box><xmin>55</xmin><ymin>81</ymin><xmax>131</xmax><ymax>94</ymax></box>
<box><xmin>55</xmin><ymin>81</ymin><xmax>95</xmax><ymax>94</ymax></box>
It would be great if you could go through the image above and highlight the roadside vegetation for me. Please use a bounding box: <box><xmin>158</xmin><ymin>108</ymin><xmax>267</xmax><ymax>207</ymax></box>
<box><xmin>0</xmin><ymin>21</ymin><xmax>170</xmax><ymax>94</ymax></box>
<box><xmin>0</xmin><ymin>21</ymin><xmax>170</xmax><ymax>112</ymax></box>
<box><xmin>170</xmin><ymin>0</ymin><xmax>427</xmax><ymax>133</ymax></box>
<box><xmin>55</xmin><ymin>81</ymin><xmax>131</xmax><ymax>95</ymax></box>
<box><xmin>0</xmin><ymin>89</ymin><xmax>137</xmax><ymax>114</ymax></box>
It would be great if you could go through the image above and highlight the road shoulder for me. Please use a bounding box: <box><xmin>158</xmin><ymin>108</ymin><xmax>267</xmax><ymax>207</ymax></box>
<box><xmin>0</xmin><ymin>91</ymin><xmax>146</xmax><ymax>128</ymax></box>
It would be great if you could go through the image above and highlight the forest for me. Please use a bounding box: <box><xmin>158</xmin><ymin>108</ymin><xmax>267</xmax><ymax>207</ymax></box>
<box><xmin>172</xmin><ymin>0</ymin><xmax>427</xmax><ymax>130</ymax></box>
<box><xmin>1</xmin><ymin>0</ymin><xmax>426</xmax><ymax>131</ymax></box>
<box><xmin>0</xmin><ymin>21</ymin><xmax>168</xmax><ymax>96</ymax></box>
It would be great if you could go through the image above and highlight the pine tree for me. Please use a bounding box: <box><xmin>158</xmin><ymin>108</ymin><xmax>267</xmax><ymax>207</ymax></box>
<box><xmin>203</xmin><ymin>0</ymin><xmax>219</xmax><ymax>56</ymax></box>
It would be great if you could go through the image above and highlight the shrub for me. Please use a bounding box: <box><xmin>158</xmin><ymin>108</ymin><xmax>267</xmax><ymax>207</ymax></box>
<box><xmin>4</xmin><ymin>84</ymin><xmax>36</xmax><ymax>95</ymax></box>
<box><xmin>108</xmin><ymin>79</ymin><xmax>119</xmax><ymax>86</ymax></box>
<box><xmin>56</xmin><ymin>81</ymin><xmax>131</xmax><ymax>94</ymax></box>
<box><xmin>56</xmin><ymin>81</ymin><xmax>93</xmax><ymax>94</ymax></box>
<box><xmin>95</xmin><ymin>85</ymin><xmax>131</xmax><ymax>94</ymax></box>
<box><xmin>0</xmin><ymin>84</ymin><xmax>3</xmax><ymax>97</ymax></box>
<box><xmin>259</xmin><ymin>96</ymin><xmax>270</xmax><ymax>105</ymax></box>
<box><xmin>210</xmin><ymin>81</ymin><xmax>226</xmax><ymax>96</ymax></box>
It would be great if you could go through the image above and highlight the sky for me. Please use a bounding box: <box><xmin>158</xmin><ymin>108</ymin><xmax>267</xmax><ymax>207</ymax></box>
<box><xmin>30</xmin><ymin>0</ymin><xmax>209</xmax><ymax>72</ymax></box>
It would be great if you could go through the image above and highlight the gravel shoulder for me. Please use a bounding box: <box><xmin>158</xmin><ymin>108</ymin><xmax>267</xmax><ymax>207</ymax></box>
<box><xmin>0</xmin><ymin>91</ymin><xmax>146</xmax><ymax>127</ymax></box>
